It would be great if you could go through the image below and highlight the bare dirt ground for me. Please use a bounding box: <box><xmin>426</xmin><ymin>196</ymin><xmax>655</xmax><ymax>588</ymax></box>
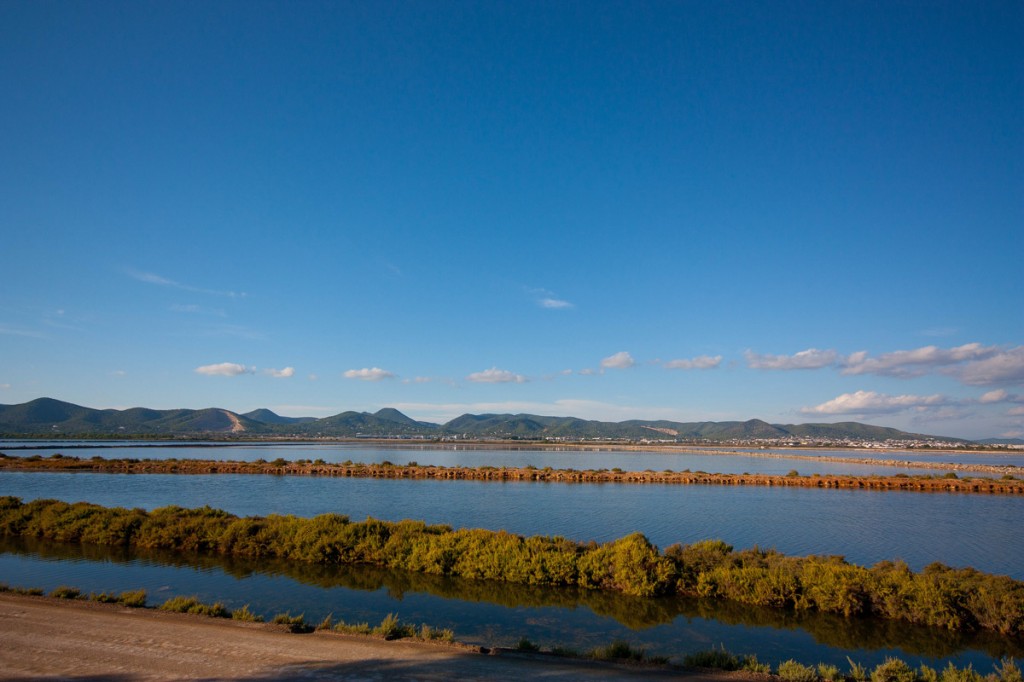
<box><xmin>0</xmin><ymin>594</ymin><xmax>734</xmax><ymax>681</ymax></box>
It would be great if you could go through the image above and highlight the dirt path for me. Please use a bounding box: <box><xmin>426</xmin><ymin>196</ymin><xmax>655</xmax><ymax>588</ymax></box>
<box><xmin>0</xmin><ymin>594</ymin><xmax>723</xmax><ymax>681</ymax></box>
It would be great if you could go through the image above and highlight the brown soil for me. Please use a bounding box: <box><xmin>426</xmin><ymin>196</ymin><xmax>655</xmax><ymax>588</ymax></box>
<box><xmin>0</xmin><ymin>593</ymin><xmax>732</xmax><ymax>681</ymax></box>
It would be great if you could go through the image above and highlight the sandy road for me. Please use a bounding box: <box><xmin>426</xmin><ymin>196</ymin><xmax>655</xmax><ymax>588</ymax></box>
<box><xmin>0</xmin><ymin>594</ymin><xmax>728</xmax><ymax>681</ymax></box>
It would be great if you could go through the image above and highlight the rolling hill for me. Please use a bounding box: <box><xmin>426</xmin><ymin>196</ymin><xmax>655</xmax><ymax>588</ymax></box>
<box><xmin>0</xmin><ymin>397</ymin><xmax>968</xmax><ymax>443</ymax></box>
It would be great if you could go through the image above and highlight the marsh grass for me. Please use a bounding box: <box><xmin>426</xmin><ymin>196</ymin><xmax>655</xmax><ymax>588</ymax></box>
<box><xmin>160</xmin><ymin>595</ymin><xmax>229</xmax><ymax>618</ymax></box>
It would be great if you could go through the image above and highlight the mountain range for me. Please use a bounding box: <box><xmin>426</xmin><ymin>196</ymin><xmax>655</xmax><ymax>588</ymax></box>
<box><xmin>0</xmin><ymin>397</ymin><xmax>974</xmax><ymax>444</ymax></box>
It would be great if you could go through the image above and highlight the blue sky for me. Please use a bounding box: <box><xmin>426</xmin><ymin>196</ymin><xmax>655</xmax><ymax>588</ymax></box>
<box><xmin>1</xmin><ymin>1</ymin><xmax>1021</xmax><ymax>439</ymax></box>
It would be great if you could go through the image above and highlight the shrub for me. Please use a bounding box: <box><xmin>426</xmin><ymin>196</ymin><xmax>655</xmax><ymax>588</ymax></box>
<box><xmin>589</xmin><ymin>641</ymin><xmax>645</xmax><ymax>662</ymax></box>
<box><xmin>940</xmin><ymin>663</ymin><xmax>981</xmax><ymax>682</ymax></box>
<box><xmin>818</xmin><ymin>663</ymin><xmax>842</xmax><ymax>681</ymax></box>
<box><xmin>787</xmin><ymin>470</ymin><xmax>800</xmax><ymax>477</ymax></box>
<box><xmin>160</xmin><ymin>596</ymin><xmax>229</xmax><ymax>618</ymax></box>
<box><xmin>871</xmin><ymin>657</ymin><xmax>916</xmax><ymax>682</ymax></box>
<box><xmin>994</xmin><ymin>659</ymin><xmax>1022</xmax><ymax>682</ymax></box>
<box><xmin>418</xmin><ymin>624</ymin><xmax>454</xmax><ymax>642</ymax></box>
<box><xmin>374</xmin><ymin>613</ymin><xmax>413</xmax><ymax>639</ymax></box>
<box><xmin>778</xmin><ymin>659</ymin><xmax>818</xmax><ymax>682</ymax></box>
<box><xmin>848</xmin><ymin>658</ymin><xmax>869</xmax><ymax>682</ymax></box>
<box><xmin>515</xmin><ymin>636</ymin><xmax>540</xmax><ymax>652</ymax></box>
<box><xmin>919</xmin><ymin>664</ymin><xmax>939</xmax><ymax>682</ymax></box>
<box><xmin>683</xmin><ymin>646</ymin><xmax>741</xmax><ymax>670</ymax></box>
<box><xmin>231</xmin><ymin>604</ymin><xmax>263</xmax><ymax>622</ymax></box>
<box><xmin>117</xmin><ymin>589</ymin><xmax>147</xmax><ymax>608</ymax></box>
<box><xmin>316</xmin><ymin>614</ymin><xmax>334</xmax><ymax>631</ymax></box>
<box><xmin>271</xmin><ymin>612</ymin><xmax>312</xmax><ymax>633</ymax></box>
<box><xmin>743</xmin><ymin>655</ymin><xmax>772</xmax><ymax>674</ymax></box>
<box><xmin>334</xmin><ymin>620</ymin><xmax>372</xmax><ymax>635</ymax></box>
<box><xmin>49</xmin><ymin>585</ymin><xmax>81</xmax><ymax>599</ymax></box>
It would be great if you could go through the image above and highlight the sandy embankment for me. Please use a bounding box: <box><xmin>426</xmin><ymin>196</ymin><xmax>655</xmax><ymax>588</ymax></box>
<box><xmin>0</xmin><ymin>593</ymin><xmax>727</xmax><ymax>681</ymax></box>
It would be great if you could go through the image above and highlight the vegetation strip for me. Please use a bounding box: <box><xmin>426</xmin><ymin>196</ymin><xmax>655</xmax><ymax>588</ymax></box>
<box><xmin>1</xmin><ymin>452</ymin><xmax>1021</xmax><ymax>495</ymax></box>
<box><xmin>2</xmin><ymin>586</ymin><xmax>1020</xmax><ymax>681</ymax></box>
<box><xmin>1</xmin><ymin>496</ymin><xmax>1022</xmax><ymax>636</ymax></box>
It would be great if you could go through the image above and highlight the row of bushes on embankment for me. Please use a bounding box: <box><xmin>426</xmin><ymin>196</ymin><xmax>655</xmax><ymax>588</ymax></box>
<box><xmin>0</xmin><ymin>496</ymin><xmax>1021</xmax><ymax>636</ymax></box>
<box><xmin>1</xmin><ymin>452</ymin><xmax>1022</xmax><ymax>494</ymax></box>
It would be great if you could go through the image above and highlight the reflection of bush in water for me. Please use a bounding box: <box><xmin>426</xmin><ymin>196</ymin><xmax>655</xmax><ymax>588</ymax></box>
<box><xmin>2</xmin><ymin>534</ymin><xmax>1021</xmax><ymax>660</ymax></box>
<box><xmin>2</xmin><ymin>497</ymin><xmax>1023</xmax><ymax>639</ymax></box>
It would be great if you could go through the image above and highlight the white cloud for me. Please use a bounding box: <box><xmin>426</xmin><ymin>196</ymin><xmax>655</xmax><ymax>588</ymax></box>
<box><xmin>126</xmin><ymin>268</ymin><xmax>246</xmax><ymax>298</ymax></box>
<box><xmin>0</xmin><ymin>383</ymin><xmax>10</xmax><ymax>389</ymax></box>
<box><xmin>578</xmin><ymin>368</ymin><xmax>598</xmax><ymax>376</ymax></box>
<box><xmin>265</xmin><ymin>367</ymin><xmax>295</xmax><ymax>378</ymax></box>
<box><xmin>952</xmin><ymin>346</ymin><xmax>1024</xmax><ymax>386</ymax></box>
<box><xmin>194</xmin><ymin>362</ymin><xmax>254</xmax><ymax>377</ymax></box>
<box><xmin>745</xmin><ymin>348</ymin><xmax>838</xmax><ymax>370</ymax></box>
<box><xmin>0</xmin><ymin>324</ymin><xmax>46</xmax><ymax>339</ymax></box>
<box><xmin>802</xmin><ymin>390</ymin><xmax>948</xmax><ymax>416</ymax></box>
<box><xmin>111</xmin><ymin>370</ymin><xmax>127</xmax><ymax>377</ymax></box>
<box><xmin>980</xmin><ymin>389</ymin><xmax>1009</xmax><ymax>403</ymax></box>
<box><xmin>540</xmin><ymin>298</ymin><xmax>573</xmax><ymax>309</ymax></box>
<box><xmin>466</xmin><ymin>367</ymin><xmax>527</xmax><ymax>384</ymax></box>
<box><xmin>665</xmin><ymin>355</ymin><xmax>722</xmax><ymax>370</ymax></box>
<box><xmin>1007</xmin><ymin>406</ymin><xmax>1024</xmax><ymax>417</ymax></box>
<box><xmin>601</xmin><ymin>351</ymin><xmax>635</xmax><ymax>369</ymax></box>
<box><xmin>402</xmin><ymin>376</ymin><xmax>433</xmax><ymax>384</ymax></box>
<box><xmin>308</xmin><ymin>373</ymin><xmax>318</xmax><ymax>381</ymax></box>
<box><xmin>841</xmin><ymin>343</ymin><xmax>999</xmax><ymax>378</ymax></box>
<box><xmin>344</xmin><ymin>367</ymin><xmax>396</xmax><ymax>381</ymax></box>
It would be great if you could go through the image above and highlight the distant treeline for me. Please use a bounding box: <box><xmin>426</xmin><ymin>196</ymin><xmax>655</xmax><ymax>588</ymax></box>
<box><xmin>0</xmin><ymin>496</ymin><xmax>1021</xmax><ymax>637</ymax></box>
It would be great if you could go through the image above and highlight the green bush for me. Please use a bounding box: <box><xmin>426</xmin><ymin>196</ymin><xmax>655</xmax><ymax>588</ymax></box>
<box><xmin>939</xmin><ymin>663</ymin><xmax>981</xmax><ymax>682</ymax></box>
<box><xmin>682</xmin><ymin>646</ymin><xmax>741</xmax><ymax>670</ymax></box>
<box><xmin>230</xmin><ymin>604</ymin><xmax>263</xmax><ymax>622</ymax></box>
<box><xmin>871</xmin><ymin>657</ymin><xmax>916</xmax><ymax>682</ymax></box>
<box><xmin>117</xmin><ymin>589</ymin><xmax>147</xmax><ymax>608</ymax></box>
<box><xmin>994</xmin><ymin>658</ymin><xmax>1022</xmax><ymax>682</ymax></box>
<box><xmin>848</xmin><ymin>657</ymin><xmax>869</xmax><ymax>682</ymax></box>
<box><xmin>818</xmin><ymin>663</ymin><xmax>842</xmax><ymax>681</ymax></box>
<box><xmin>589</xmin><ymin>641</ymin><xmax>645</xmax><ymax>662</ymax></box>
<box><xmin>49</xmin><ymin>585</ymin><xmax>81</xmax><ymax>599</ymax></box>
<box><xmin>778</xmin><ymin>659</ymin><xmax>819</xmax><ymax>682</ymax></box>
<box><xmin>271</xmin><ymin>612</ymin><xmax>312</xmax><ymax>632</ymax></box>
<box><xmin>515</xmin><ymin>636</ymin><xmax>540</xmax><ymax>652</ymax></box>
<box><xmin>160</xmin><ymin>595</ymin><xmax>229</xmax><ymax>618</ymax></box>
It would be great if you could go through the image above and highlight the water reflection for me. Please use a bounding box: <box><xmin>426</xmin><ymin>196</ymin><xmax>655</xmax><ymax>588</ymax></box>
<box><xmin>2</xmin><ymin>536</ymin><xmax>1019</xmax><ymax>667</ymax></box>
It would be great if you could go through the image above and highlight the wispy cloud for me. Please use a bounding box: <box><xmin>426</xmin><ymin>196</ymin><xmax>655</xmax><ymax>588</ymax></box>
<box><xmin>126</xmin><ymin>268</ymin><xmax>246</xmax><ymax>298</ymax></box>
<box><xmin>264</xmin><ymin>367</ymin><xmax>295</xmax><ymax>378</ymax></box>
<box><xmin>344</xmin><ymin>367</ymin><xmax>396</xmax><ymax>381</ymax></box>
<box><xmin>467</xmin><ymin>367</ymin><xmax>527</xmax><ymax>384</ymax></box>
<box><xmin>601</xmin><ymin>351</ymin><xmax>635</xmax><ymax>370</ymax></box>
<box><xmin>0</xmin><ymin>324</ymin><xmax>46</xmax><ymax>339</ymax></box>
<box><xmin>841</xmin><ymin>343</ymin><xmax>998</xmax><ymax>378</ymax></box>
<box><xmin>170</xmin><ymin>303</ymin><xmax>226</xmax><ymax>317</ymax></box>
<box><xmin>194</xmin><ymin>362</ymin><xmax>254</xmax><ymax>377</ymax></box>
<box><xmin>402</xmin><ymin>376</ymin><xmax>433</xmax><ymax>384</ymax></box>
<box><xmin>527</xmin><ymin>286</ymin><xmax>573</xmax><ymax>310</ymax></box>
<box><xmin>1008</xmin><ymin>407</ymin><xmax>1024</xmax><ymax>417</ymax></box>
<box><xmin>802</xmin><ymin>390</ymin><xmax>948</xmax><ymax>416</ymax></box>
<box><xmin>665</xmin><ymin>355</ymin><xmax>722</xmax><ymax>370</ymax></box>
<box><xmin>745</xmin><ymin>348</ymin><xmax>838</xmax><ymax>370</ymax></box>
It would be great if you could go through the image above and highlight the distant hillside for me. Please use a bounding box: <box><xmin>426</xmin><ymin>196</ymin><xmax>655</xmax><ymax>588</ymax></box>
<box><xmin>0</xmin><ymin>398</ymin><xmax>968</xmax><ymax>443</ymax></box>
<box><xmin>0</xmin><ymin>398</ymin><xmax>269</xmax><ymax>435</ymax></box>
<box><xmin>976</xmin><ymin>437</ymin><xmax>1024</xmax><ymax>446</ymax></box>
<box><xmin>242</xmin><ymin>409</ymin><xmax>317</xmax><ymax>425</ymax></box>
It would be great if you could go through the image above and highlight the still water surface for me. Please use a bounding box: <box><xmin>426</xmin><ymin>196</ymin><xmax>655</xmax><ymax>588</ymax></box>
<box><xmin>1</xmin><ymin>470</ymin><xmax>1021</xmax><ymax>577</ymax></box>
<box><xmin>1</xmin><ymin>443</ymin><xmax>1021</xmax><ymax>669</ymax></box>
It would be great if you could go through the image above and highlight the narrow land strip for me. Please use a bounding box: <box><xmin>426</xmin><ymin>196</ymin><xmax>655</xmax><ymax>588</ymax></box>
<box><xmin>0</xmin><ymin>593</ymin><xmax>717</xmax><ymax>681</ymax></box>
<box><xmin>1</xmin><ymin>453</ymin><xmax>1021</xmax><ymax>494</ymax></box>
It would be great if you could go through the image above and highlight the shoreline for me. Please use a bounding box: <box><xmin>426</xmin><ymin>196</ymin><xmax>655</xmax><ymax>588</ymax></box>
<box><xmin>2</xmin><ymin>452</ymin><xmax>1021</xmax><ymax>494</ymax></box>
<box><xmin>0</xmin><ymin>592</ymin><xmax>704</xmax><ymax>680</ymax></box>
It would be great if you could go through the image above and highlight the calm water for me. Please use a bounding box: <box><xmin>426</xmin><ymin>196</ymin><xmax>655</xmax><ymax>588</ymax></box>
<box><xmin>1</xmin><ymin>470</ymin><xmax>1021</xmax><ymax>578</ymax></box>
<box><xmin>2</xmin><ymin>443</ymin><xmax>1022</xmax><ymax>669</ymax></box>
<box><xmin>1</xmin><ymin>536</ymin><xmax>1019</xmax><ymax>669</ymax></box>
<box><xmin>4</xmin><ymin>441</ymin><xmax>1017</xmax><ymax>476</ymax></box>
